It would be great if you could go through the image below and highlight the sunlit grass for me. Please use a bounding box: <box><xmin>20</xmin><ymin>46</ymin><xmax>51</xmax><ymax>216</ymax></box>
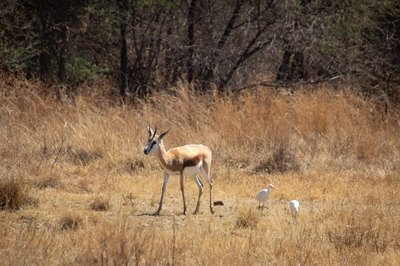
<box><xmin>0</xmin><ymin>75</ymin><xmax>399</xmax><ymax>265</ymax></box>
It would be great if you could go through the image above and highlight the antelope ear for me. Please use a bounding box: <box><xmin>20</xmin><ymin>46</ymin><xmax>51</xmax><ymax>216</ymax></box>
<box><xmin>147</xmin><ymin>125</ymin><xmax>154</xmax><ymax>139</ymax></box>
<box><xmin>159</xmin><ymin>128</ymin><xmax>170</xmax><ymax>140</ymax></box>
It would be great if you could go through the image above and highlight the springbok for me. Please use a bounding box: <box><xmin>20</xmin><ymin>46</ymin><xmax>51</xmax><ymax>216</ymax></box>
<box><xmin>143</xmin><ymin>126</ymin><xmax>214</xmax><ymax>215</ymax></box>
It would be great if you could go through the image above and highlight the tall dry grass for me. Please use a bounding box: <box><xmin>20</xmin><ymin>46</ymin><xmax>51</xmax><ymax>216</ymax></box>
<box><xmin>0</xmin><ymin>74</ymin><xmax>399</xmax><ymax>265</ymax></box>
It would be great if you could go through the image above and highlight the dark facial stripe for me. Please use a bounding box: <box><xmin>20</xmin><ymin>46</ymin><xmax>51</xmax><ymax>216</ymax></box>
<box><xmin>149</xmin><ymin>141</ymin><xmax>156</xmax><ymax>150</ymax></box>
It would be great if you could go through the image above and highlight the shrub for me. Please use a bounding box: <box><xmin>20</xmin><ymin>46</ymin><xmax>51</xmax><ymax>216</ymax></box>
<box><xmin>35</xmin><ymin>176</ymin><xmax>63</xmax><ymax>189</ymax></box>
<box><xmin>59</xmin><ymin>213</ymin><xmax>82</xmax><ymax>231</ymax></box>
<box><xmin>254</xmin><ymin>143</ymin><xmax>300</xmax><ymax>174</ymax></box>
<box><xmin>235</xmin><ymin>208</ymin><xmax>260</xmax><ymax>229</ymax></box>
<box><xmin>0</xmin><ymin>176</ymin><xmax>30</xmax><ymax>210</ymax></box>
<box><xmin>89</xmin><ymin>197</ymin><xmax>110</xmax><ymax>212</ymax></box>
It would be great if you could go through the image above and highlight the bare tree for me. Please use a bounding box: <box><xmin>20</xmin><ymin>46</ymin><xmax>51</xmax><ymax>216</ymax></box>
<box><xmin>117</xmin><ymin>0</ymin><xmax>130</xmax><ymax>96</ymax></box>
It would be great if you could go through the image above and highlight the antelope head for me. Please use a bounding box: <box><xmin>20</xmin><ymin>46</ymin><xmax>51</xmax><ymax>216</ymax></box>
<box><xmin>143</xmin><ymin>126</ymin><xmax>169</xmax><ymax>155</ymax></box>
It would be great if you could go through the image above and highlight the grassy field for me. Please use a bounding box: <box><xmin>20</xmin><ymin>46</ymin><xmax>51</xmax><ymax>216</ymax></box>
<box><xmin>0</xmin><ymin>76</ymin><xmax>399</xmax><ymax>265</ymax></box>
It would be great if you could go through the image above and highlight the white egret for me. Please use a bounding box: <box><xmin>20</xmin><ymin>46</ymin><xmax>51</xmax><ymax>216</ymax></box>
<box><xmin>255</xmin><ymin>184</ymin><xmax>275</xmax><ymax>211</ymax></box>
<box><xmin>289</xmin><ymin>200</ymin><xmax>300</xmax><ymax>218</ymax></box>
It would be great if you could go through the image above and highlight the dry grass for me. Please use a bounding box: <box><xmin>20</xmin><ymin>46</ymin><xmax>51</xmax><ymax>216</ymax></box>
<box><xmin>0</xmin><ymin>176</ymin><xmax>30</xmax><ymax>210</ymax></box>
<box><xmin>253</xmin><ymin>142</ymin><xmax>300</xmax><ymax>174</ymax></box>
<box><xmin>89</xmin><ymin>197</ymin><xmax>110</xmax><ymax>211</ymax></box>
<box><xmin>235</xmin><ymin>208</ymin><xmax>260</xmax><ymax>229</ymax></box>
<box><xmin>59</xmin><ymin>212</ymin><xmax>82</xmax><ymax>231</ymax></box>
<box><xmin>0</xmin><ymin>75</ymin><xmax>399</xmax><ymax>265</ymax></box>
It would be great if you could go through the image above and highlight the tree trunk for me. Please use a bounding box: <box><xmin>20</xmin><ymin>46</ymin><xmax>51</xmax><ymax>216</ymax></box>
<box><xmin>38</xmin><ymin>2</ymin><xmax>51</xmax><ymax>82</ymax></box>
<box><xmin>186</xmin><ymin>0</ymin><xmax>196</xmax><ymax>83</ymax></box>
<box><xmin>276</xmin><ymin>0</ymin><xmax>309</xmax><ymax>85</ymax></box>
<box><xmin>165</xmin><ymin>22</ymin><xmax>178</xmax><ymax>84</ymax></box>
<box><xmin>276</xmin><ymin>49</ymin><xmax>306</xmax><ymax>84</ymax></box>
<box><xmin>117</xmin><ymin>0</ymin><xmax>129</xmax><ymax>96</ymax></box>
<box><xmin>57</xmin><ymin>23</ymin><xmax>68</xmax><ymax>83</ymax></box>
<box><xmin>290</xmin><ymin>51</ymin><xmax>305</xmax><ymax>81</ymax></box>
<box><xmin>276</xmin><ymin>49</ymin><xmax>292</xmax><ymax>83</ymax></box>
<box><xmin>199</xmin><ymin>0</ymin><xmax>243</xmax><ymax>90</ymax></box>
<box><xmin>119</xmin><ymin>16</ymin><xmax>128</xmax><ymax>96</ymax></box>
<box><xmin>39</xmin><ymin>52</ymin><xmax>50</xmax><ymax>82</ymax></box>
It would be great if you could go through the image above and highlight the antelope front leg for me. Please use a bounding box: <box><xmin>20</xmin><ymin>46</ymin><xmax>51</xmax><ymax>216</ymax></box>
<box><xmin>154</xmin><ymin>173</ymin><xmax>169</xmax><ymax>216</ymax></box>
<box><xmin>179</xmin><ymin>173</ymin><xmax>187</xmax><ymax>215</ymax></box>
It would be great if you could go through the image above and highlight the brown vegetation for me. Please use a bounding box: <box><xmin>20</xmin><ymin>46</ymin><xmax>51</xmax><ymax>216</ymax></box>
<box><xmin>89</xmin><ymin>197</ymin><xmax>110</xmax><ymax>212</ymax></box>
<box><xmin>0</xmin><ymin>76</ymin><xmax>399</xmax><ymax>265</ymax></box>
<box><xmin>0</xmin><ymin>176</ymin><xmax>30</xmax><ymax>210</ymax></box>
<box><xmin>59</xmin><ymin>213</ymin><xmax>82</xmax><ymax>231</ymax></box>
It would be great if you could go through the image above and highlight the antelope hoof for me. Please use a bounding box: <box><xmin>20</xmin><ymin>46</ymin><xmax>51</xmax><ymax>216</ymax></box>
<box><xmin>210</xmin><ymin>207</ymin><xmax>215</xmax><ymax>214</ymax></box>
<box><xmin>153</xmin><ymin>210</ymin><xmax>161</xmax><ymax>216</ymax></box>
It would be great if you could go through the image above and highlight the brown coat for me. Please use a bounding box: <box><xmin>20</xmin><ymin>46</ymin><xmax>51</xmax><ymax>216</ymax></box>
<box><xmin>157</xmin><ymin>142</ymin><xmax>212</xmax><ymax>175</ymax></box>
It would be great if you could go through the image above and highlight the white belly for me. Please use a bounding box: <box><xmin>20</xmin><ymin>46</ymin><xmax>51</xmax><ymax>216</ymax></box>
<box><xmin>161</xmin><ymin>166</ymin><xmax>179</xmax><ymax>175</ymax></box>
<box><xmin>159</xmin><ymin>161</ymin><xmax>203</xmax><ymax>176</ymax></box>
<box><xmin>183</xmin><ymin>161</ymin><xmax>202</xmax><ymax>177</ymax></box>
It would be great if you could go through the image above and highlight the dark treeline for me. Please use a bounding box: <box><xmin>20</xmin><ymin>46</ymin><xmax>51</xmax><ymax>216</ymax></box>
<box><xmin>0</xmin><ymin>0</ymin><xmax>399</xmax><ymax>103</ymax></box>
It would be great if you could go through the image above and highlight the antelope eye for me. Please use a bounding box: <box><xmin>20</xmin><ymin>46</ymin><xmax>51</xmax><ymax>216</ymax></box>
<box><xmin>149</xmin><ymin>141</ymin><xmax>156</xmax><ymax>148</ymax></box>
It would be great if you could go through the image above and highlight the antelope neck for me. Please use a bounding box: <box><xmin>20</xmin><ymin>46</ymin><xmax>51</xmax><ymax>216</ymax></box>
<box><xmin>156</xmin><ymin>141</ymin><xmax>172</xmax><ymax>172</ymax></box>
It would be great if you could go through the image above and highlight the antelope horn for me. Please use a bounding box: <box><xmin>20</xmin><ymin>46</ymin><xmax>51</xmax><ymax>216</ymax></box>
<box><xmin>147</xmin><ymin>125</ymin><xmax>153</xmax><ymax>140</ymax></box>
<box><xmin>152</xmin><ymin>126</ymin><xmax>157</xmax><ymax>139</ymax></box>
